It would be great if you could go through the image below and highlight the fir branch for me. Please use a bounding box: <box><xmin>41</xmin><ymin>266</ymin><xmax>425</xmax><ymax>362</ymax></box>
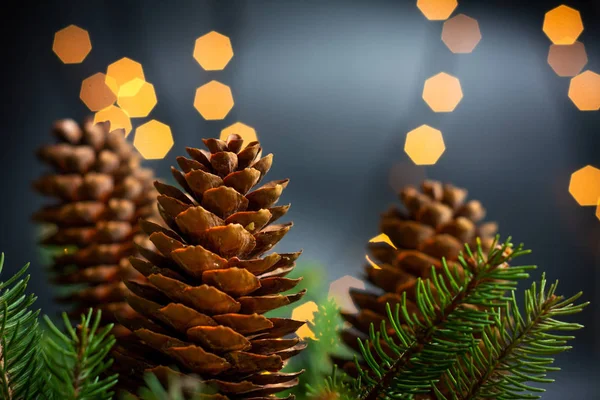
<box><xmin>436</xmin><ymin>274</ymin><xmax>588</xmax><ymax>400</ymax></box>
<box><xmin>127</xmin><ymin>371</ymin><xmax>221</xmax><ymax>400</ymax></box>
<box><xmin>307</xmin><ymin>365</ymin><xmax>355</xmax><ymax>400</ymax></box>
<box><xmin>42</xmin><ymin>309</ymin><xmax>118</xmax><ymax>400</ymax></box>
<box><xmin>0</xmin><ymin>253</ymin><xmax>45</xmax><ymax>400</ymax></box>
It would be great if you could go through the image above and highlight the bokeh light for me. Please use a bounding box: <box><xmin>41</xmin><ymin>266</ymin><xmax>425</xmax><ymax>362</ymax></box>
<box><xmin>543</xmin><ymin>5</ymin><xmax>584</xmax><ymax>45</ymax></box>
<box><xmin>368</xmin><ymin>233</ymin><xmax>397</xmax><ymax>249</ymax></box>
<box><xmin>220</xmin><ymin>122</ymin><xmax>258</xmax><ymax>145</ymax></box>
<box><xmin>80</xmin><ymin>73</ymin><xmax>117</xmax><ymax>112</ymax></box>
<box><xmin>52</xmin><ymin>25</ymin><xmax>92</xmax><ymax>64</ymax></box>
<box><xmin>328</xmin><ymin>276</ymin><xmax>365</xmax><ymax>314</ymax></box>
<box><xmin>365</xmin><ymin>255</ymin><xmax>382</xmax><ymax>270</ymax></box>
<box><xmin>547</xmin><ymin>42</ymin><xmax>588</xmax><ymax>77</ymax></box>
<box><xmin>568</xmin><ymin>71</ymin><xmax>600</xmax><ymax>111</ymax></box>
<box><xmin>568</xmin><ymin>165</ymin><xmax>600</xmax><ymax>206</ymax></box>
<box><xmin>442</xmin><ymin>14</ymin><xmax>482</xmax><ymax>54</ymax></box>
<box><xmin>133</xmin><ymin>120</ymin><xmax>174</xmax><ymax>160</ymax></box>
<box><xmin>106</xmin><ymin>57</ymin><xmax>145</xmax><ymax>96</ymax></box>
<box><xmin>404</xmin><ymin>125</ymin><xmax>446</xmax><ymax>165</ymax></box>
<box><xmin>416</xmin><ymin>0</ymin><xmax>458</xmax><ymax>21</ymax></box>
<box><xmin>291</xmin><ymin>301</ymin><xmax>319</xmax><ymax>340</ymax></box>
<box><xmin>596</xmin><ymin>201</ymin><xmax>600</xmax><ymax>221</ymax></box>
<box><xmin>193</xmin><ymin>81</ymin><xmax>234</xmax><ymax>120</ymax></box>
<box><xmin>117</xmin><ymin>78</ymin><xmax>158</xmax><ymax>117</ymax></box>
<box><xmin>94</xmin><ymin>105</ymin><xmax>132</xmax><ymax>137</ymax></box>
<box><xmin>422</xmin><ymin>72</ymin><xmax>463</xmax><ymax>112</ymax></box>
<box><xmin>193</xmin><ymin>31</ymin><xmax>234</xmax><ymax>71</ymax></box>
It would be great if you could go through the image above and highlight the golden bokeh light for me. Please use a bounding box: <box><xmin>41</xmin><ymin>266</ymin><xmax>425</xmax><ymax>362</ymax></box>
<box><xmin>365</xmin><ymin>255</ymin><xmax>382</xmax><ymax>270</ymax></box>
<box><xmin>568</xmin><ymin>165</ymin><xmax>600</xmax><ymax>206</ymax></box>
<box><xmin>442</xmin><ymin>14</ymin><xmax>482</xmax><ymax>54</ymax></box>
<box><xmin>220</xmin><ymin>122</ymin><xmax>258</xmax><ymax>145</ymax></box>
<box><xmin>193</xmin><ymin>81</ymin><xmax>234</xmax><ymax>120</ymax></box>
<box><xmin>547</xmin><ymin>42</ymin><xmax>588</xmax><ymax>77</ymax></box>
<box><xmin>117</xmin><ymin>79</ymin><xmax>158</xmax><ymax>118</ymax></box>
<box><xmin>193</xmin><ymin>31</ymin><xmax>234</xmax><ymax>71</ymax></box>
<box><xmin>80</xmin><ymin>73</ymin><xmax>117</xmax><ymax>112</ymax></box>
<box><xmin>423</xmin><ymin>72</ymin><xmax>463</xmax><ymax>112</ymax></box>
<box><xmin>404</xmin><ymin>125</ymin><xmax>446</xmax><ymax>166</ymax></box>
<box><xmin>94</xmin><ymin>105</ymin><xmax>132</xmax><ymax>137</ymax></box>
<box><xmin>368</xmin><ymin>233</ymin><xmax>397</xmax><ymax>249</ymax></box>
<box><xmin>543</xmin><ymin>5</ymin><xmax>584</xmax><ymax>45</ymax></box>
<box><xmin>52</xmin><ymin>25</ymin><xmax>92</xmax><ymax>64</ymax></box>
<box><xmin>328</xmin><ymin>276</ymin><xmax>365</xmax><ymax>314</ymax></box>
<box><xmin>417</xmin><ymin>0</ymin><xmax>458</xmax><ymax>21</ymax></box>
<box><xmin>106</xmin><ymin>57</ymin><xmax>145</xmax><ymax>95</ymax></box>
<box><xmin>568</xmin><ymin>70</ymin><xmax>600</xmax><ymax>111</ymax></box>
<box><xmin>596</xmin><ymin>201</ymin><xmax>600</xmax><ymax>221</ymax></box>
<box><xmin>291</xmin><ymin>301</ymin><xmax>319</xmax><ymax>340</ymax></box>
<box><xmin>133</xmin><ymin>120</ymin><xmax>174</xmax><ymax>160</ymax></box>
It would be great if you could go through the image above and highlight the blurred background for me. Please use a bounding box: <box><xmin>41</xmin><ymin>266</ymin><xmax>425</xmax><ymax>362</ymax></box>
<box><xmin>0</xmin><ymin>0</ymin><xmax>598</xmax><ymax>397</ymax></box>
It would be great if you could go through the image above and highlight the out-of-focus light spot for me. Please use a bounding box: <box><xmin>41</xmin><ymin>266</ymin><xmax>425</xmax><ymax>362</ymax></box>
<box><xmin>368</xmin><ymin>233</ymin><xmax>397</xmax><ymax>249</ymax></box>
<box><xmin>220</xmin><ymin>122</ymin><xmax>258</xmax><ymax>145</ymax></box>
<box><xmin>547</xmin><ymin>42</ymin><xmax>588</xmax><ymax>77</ymax></box>
<box><xmin>568</xmin><ymin>70</ymin><xmax>600</xmax><ymax>111</ymax></box>
<box><xmin>106</xmin><ymin>57</ymin><xmax>145</xmax><ymax>95</ymax></box>
<box><xmin>404</xmin><ymin>125</ymin><xmax>446</xmax><ymax>166</ymax></box>
<box><xmin>596</xmin><ymin>201</ymin><xmax>600</xmax><ymax>221</ymax></box>
<box><xmin>80</xmin><ymin>73</ymin><xmax>117</xmax><ymax>112</ymax></box>
<box><xmin>134</xmin><ymin>120</ymin><xmax>174</xmax><ymax>160</ymax></box>
<box><xmin>328</xmin><ymin>276</ymin><xmax>365</xmax><ymax>314</ymax></box>
<box><xmin>388</xmin><ymin>162</ymin><xmax>427</xmax><ymax>193</ymax></box>
<box><xmin>543</xmin><ymin>5</ymin><xmax>584</xmax><ymax>45</ymax></box>
<box><xmin>94</xmin><ymin>105</ymin><xmax>132</xmax><ymax>137</ymax></box>
<box><xmin>417</xmin><ymin>0</ymin><xmax>458</xmax><ymax>21</ymax></box>
<box><xmin>193</xmin><ymin>31</ymin><xmax>234</xmax><ymax>71</ymax></box>
<box><xmin>117</xmin><ymin>79</ymin><xmax>157</xmax><ymax>118</ymax></box>
<box><xmin>365</xmin><ymin>255</ymin><xmax>382</xmax><ymax>270</ymax></box>
<box><xmin>193</xmin><ymin>81</ymin><xmax>234</xmax><ymax>120</ymax></box>
<box><xmin>568</xmin><ymin>165</ymin><xmax>600</xmax><ymax>206</ymax></box>
<box><xmin>52</xmin><ymin>25</ymin><xmax>92</xmax><ymax>64</ymax></box>
<box><xmin>291</xmin><ymin>301</ymin><xmax>319</xmax><ymax>340</ymax></box>
<box><xmin>442</xmin><ymin>14</ymin><xmax>482</xmax><ymax>53</ymax></box>
<box><xmin>422</xmin><ymin>72</ymin><xmax>463</xmax><ymax>112</ymax></box>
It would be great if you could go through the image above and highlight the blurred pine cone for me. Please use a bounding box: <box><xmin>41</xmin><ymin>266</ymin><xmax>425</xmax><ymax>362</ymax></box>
<box><xmin>33</xmin><ymin>118</ymin><xmax>157</xmax><ymax>333</ymax></box>
<box><xmin>114</xmin><ymin>134</ymin><xmax>307</xmax><ymax>399</ymax></box>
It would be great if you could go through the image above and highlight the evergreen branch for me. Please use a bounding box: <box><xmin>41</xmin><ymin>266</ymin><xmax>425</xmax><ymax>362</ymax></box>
<box><xmin>42</xmin><ymin>309</ymin><xmax>118</xmax><ymax>400</ymax></box>
<box><xmin>126</xmin><ymin>371</ymin><xmax>222</xmax><ymax>400</ymax></box>
<box><xmin>0</xmin><ymin>253</ymin><xmax>45</xmax><ymax>400</ymax></box>
<box><xmin>437</xmin><ymin>274</ymin><xmax>588</xmax><ymax>400</ymax></box>
<box><xmin>306</xmin><ymin>365</ymin><xmax>355</xmax><ymax>400</ymax></box>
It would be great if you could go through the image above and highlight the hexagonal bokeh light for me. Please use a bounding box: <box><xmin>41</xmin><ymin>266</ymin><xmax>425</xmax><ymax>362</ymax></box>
<box><xmin>423</xmin><ymin>72</ymin><xmax>463</xmax><ymax>112</ymax></box>
<box><xmin>291</xmin><ymin>301</ymin><xmax>319</xmax><ymax>340</ymax></box>
<box><xmin>416</xmin><ymin>0</ymin><xmax>458</xmax><ymax>21</ymax></box>
<box><xmin>547</xmin><ymin>42</ymin><xmax>588</xmax><ymax>77</ymax></box>
<box><xmin>193</xmin><ymin>31</ymin><xmax>234</xmax><ymax>71</ymax></box>
<box><xmin>368</xmin><ymin>233</ymin><xmax>397</xmax><ymax>249</ymax></box>
<box><xmin>133</xmin><ymin>120</ymin><xmax>174</xmax><ymax>160</ymax></box>
<box><xmin>442</xmin><ymin>14</ymin><xmax>482</xmax><ymax>54</ymax></box>
<box><xmin>568</xmin><ymin>71</ymin><xmax>600</xmax><ymax>111</ymax></box>
<box><xmin>193</xmin><ymin>81</ymin><xmax>234</xmax><ymax>120</ymax></box>
<box><xmin>94</xmin><ymin>105</ymin><xmax>132</xmax><ymax>137</ymax></box>
<box><xmin>220</xmin><ymin>122</ymin><xmax>258</xmax><ymax>145</ymax></box>
<box><xmin>52</xmin><ymin>25</ymin><xmax>92</xmax><ymax>64</ymax></box>
<box><xmin>106</xmin><ymin>57</ymin><xmax>146</xmax><ymax>96</ymax></box>
<box><xmin>328</xmin><ymin>276</ymin><xmax>365</xmax><ymax>314</ymax></box>
<box><xmin>543</xmin><ymin>5</ymin><xmax>584</xmax><ymax>45</ymax></box>
<box><xmin>404</xmin><ymin>125</ymin><xmax>446</xmax><ymax>165</ymax></box>
<box><xmin>80</xmin><ymin>73</ymin><xmax>117</xmax><ymax>112</ymax></box>
<box><xmin>568</xmin><ymin>165</ymin><xmax>600</xmax><ymax>206</ymax></box>
<box><xmin>117</xmin><ymin>78</ymin><xmax>158</xmax><ymax>118</ymax></box>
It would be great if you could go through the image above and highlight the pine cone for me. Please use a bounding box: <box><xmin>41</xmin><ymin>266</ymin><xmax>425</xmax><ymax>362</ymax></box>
<box><xmin>114</xmin><ymin>135</ymin><xmax>307</xmax><ymax>399</ymax></box>
<box><xmin>33</xmin><ymin>118</ymin><xmax>157</xmax><ymax>332</ymax></box>
<box><xmin>337</xmin><ymin>180</ymin><xmax>498</xmax><ymax>375</ymax></box>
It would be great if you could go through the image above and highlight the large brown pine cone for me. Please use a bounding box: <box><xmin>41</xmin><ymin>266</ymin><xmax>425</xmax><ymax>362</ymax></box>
<box><xmin>33</xmin><ymin>118</ymin><xmax>157</xmax><ymax>332</ymax></box>
<box><xmin>114</xmin><ymin>134</ymin><xmax>307</xmax><ymax>399</ymax></box>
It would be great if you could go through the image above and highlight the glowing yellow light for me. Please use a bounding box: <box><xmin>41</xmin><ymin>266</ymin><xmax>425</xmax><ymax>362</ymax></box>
<box><xmin>568</xmin><ymin>71</ymin><xmax>600</xmax><ymax>111</ymax></box>
<box><xmin>417</xmin><ymin>0</ymin><xmax>458</xmax><ymax>21</ymax></box>
<box><xmin>368</xmin><ymin>233</ymin><xmax>398</xmax><ymax>249</ymax></box>
<box><xmin>365</xmin><ymin>255</ymin><xmax>382</xmax><ymax>270</ymax></box>
<box><xmin>291</xmin><ymin>301</ymin><xmax>319</xmax><ymax>340</ymax></box>
<box><xmin>596</xmin><ymin>201</ymin><xmax>600</xmax><ymax>221</ymax></box>
<box><xmin>193</xmin><ymin>31</ymin><xmax>234</xmax><ymax>71</ymax></box>
<box><xmin>328</xmin><ymin>276</ymin><xmax>365</xmax><ymax>314</ymax></box>
<box><xmin>442</xmin><ymin>14</ymin><xmax>482</xmax><ymax>54</ymax></box>
<box><xmin>543</xmin><ymin>5</ymin><xmax>584</xmax><ymax>45</ymax></box>
<box><xmin>547</xmin><ymin>42</ymin><xmax>588</xmax><ymax>77</ymax></box>
<box><xmin>133</xmin><ymin>120</ymin><xmax>174</xmax><ymax>160</ymax></box>
<box><xmin>80</xmin><ymin>73</ymin><xmax>117</xmax><ymax>112</ymax></box>
<box><xmin>193</xmin><ymin>81</ymin><xmax>234</xmax><ymax>120</ymax></box>
<box><xmin>568</xmin><ymin>165</ymin><xmax>600</xmax><ymax>206</ymax></box>
<box><xmin>220</xmin><ymin>122</ymin><xmax>258</xmax><ymax>146</ymax></box>
<box><xmin>52</xmin><ymin>25</ymin><xmax>92</xmax><ymax>64</ymax></box>
<box><xmin>106</xmin><ymin>57</ymin><xmax>145</xmax><ymax>95</ymax></box>
<box><xmin>423</xmin><ymin>72</ymin><xmax>463</xmax><ymax>112</ymax></box>
<box><xmin>94</xmin><ymin>105</ymin><xmax>132</xmax><ymax>137</ymax></box>
<box><xmin>117</xmin><ymin>79</ymin><xmax>158</xmax><ymax>118</ymax></box>
<box><xmin>404</xmin><ymin>125</ymin><xmax>446</xmax><ymax>166</ymax></box>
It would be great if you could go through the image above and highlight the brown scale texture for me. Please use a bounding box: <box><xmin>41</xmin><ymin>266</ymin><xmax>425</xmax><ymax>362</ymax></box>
<box><xmin>33</xmin><ymin>118</ymin><xmax>157</xmax><ymax>333</ymax></box>
<box><xmin>335</xmin><ymin>180</ymin><xmax>499</xmax><ymax>378</ymax></box>
<box><xmin>114</xmin><ymin>135</ymin><xmax>306</xmax><ymax>399</ymax></box>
